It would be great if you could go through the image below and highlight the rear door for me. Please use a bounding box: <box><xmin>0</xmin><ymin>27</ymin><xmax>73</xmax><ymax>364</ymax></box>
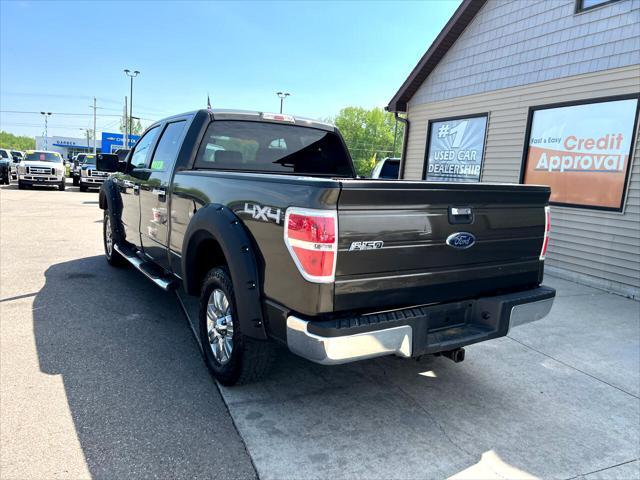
<box><xmin>334</xmin><ymin>181</ymin><xmax>550</xmax><ymax>311</ymax></box>
<box><xmin>139</xmin><ymin>120</ymin><xmax>188</xmax><ymax>270</ymax></box>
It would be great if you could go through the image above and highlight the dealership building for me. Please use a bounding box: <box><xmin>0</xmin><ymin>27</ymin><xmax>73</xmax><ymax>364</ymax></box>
<box><xmin>388</xmin><ymin>0</ymin><xmax>640</xmax><ymax>298</ymax></box>
<box><xmin>35</xmin><ymin>132</ymin><xmax>140</xmax><ymax>159</ymax></box>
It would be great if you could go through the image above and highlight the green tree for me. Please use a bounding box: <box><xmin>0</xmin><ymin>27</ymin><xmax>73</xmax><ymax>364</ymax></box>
<box><xmin>119</xmin><ymin>117</ymin><xmax>143</xmax><ymax>135</ymax></box>
<box><xmin>0</xmin><ymin>131</ymin><xmax>36</xmax><ymax>150</ymax></box>
<box><xmin>329</xmin><ymin>107</ymin><xmax>404</xmax><ymax>176</ymax></box>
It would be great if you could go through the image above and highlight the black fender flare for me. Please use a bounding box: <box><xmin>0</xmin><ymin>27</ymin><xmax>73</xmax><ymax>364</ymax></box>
<box><xmin>98</xmin><ymin>179</ymin><xmax>125</xmax><ymax>244</ymax></box>
<box><xmin>182</xmin><ymin>204</ymin><xmax>267</xmax><ymax>340</ymax></box>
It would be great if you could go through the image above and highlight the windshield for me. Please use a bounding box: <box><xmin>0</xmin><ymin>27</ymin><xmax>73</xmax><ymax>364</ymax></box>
<box><xmin>195</xmin><ymin>121</ymin><xmax>354</xmax><ymax>176</ymax></box>
<box><xmin>25</xmin><ymin>152</ymin><xmax>62</xmax><ymax>162</ymax></box>
<box><xmin>81</xmin><ymin>155</ymin><xmax>96</xmax><ymax>165</ymax></box>
<box><xmin>11</xmin><ymin>151</ymin><xmax>22</xmax><ymax>157</ymax></box>
<box><xmin>0</xmin><ymin>150</ymin><xmax>8</xmax><ymax>158</ymax></box>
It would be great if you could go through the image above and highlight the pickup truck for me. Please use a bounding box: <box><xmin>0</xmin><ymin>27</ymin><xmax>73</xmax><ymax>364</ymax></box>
<box><xmin>18</xmin><ymin>150</ymin><xmax>66</xmax><ymax>190</ymax></box>
<box><xmin>98</xmin><ymin>109</ymin><xmax>555</xmax><ymax>386</ymax></box>
<box><xmin>78</xmin><ymin>154</ymin><xmax>111</xmax><ymax>192</ymax></box>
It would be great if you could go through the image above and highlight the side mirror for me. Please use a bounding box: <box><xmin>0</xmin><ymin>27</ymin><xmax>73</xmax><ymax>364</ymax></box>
<box><xmin>96</xmin><ymin>154</ymin><xmax>122</xmax><ymax>173</ymax></box>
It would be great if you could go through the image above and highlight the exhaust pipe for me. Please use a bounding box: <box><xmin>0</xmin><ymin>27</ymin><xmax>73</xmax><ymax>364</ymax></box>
<box><xmin>441</xmin><ymin>348</ymin><xmax>465</xmax><ymax>363</ymax></box>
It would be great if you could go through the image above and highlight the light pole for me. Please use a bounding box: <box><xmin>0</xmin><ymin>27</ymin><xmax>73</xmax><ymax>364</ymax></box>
<box><xmin>79</xmin><ymin>128</ymin><xmax>91</xmax><ymax>152</ymax></box>
<box><xmin>276</xmin><ymin>92</ymin><xmax>290</xmax><ymax>114</ymax></box>
<box><xmin>124</xmin><ymin>69</ymin><xmax>140</xmax><ymax>145</ymax></box>
<box><xmin>40</xmin><ymin>112</ymin><xmax>52</xmax><ymax>150</ymax></box>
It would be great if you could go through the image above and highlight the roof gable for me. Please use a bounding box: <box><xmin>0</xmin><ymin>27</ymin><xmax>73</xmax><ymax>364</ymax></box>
<box><xmin>387</xmin><ymin>0</ymin><xmax>487</xmax><ymax>112</ymax></box>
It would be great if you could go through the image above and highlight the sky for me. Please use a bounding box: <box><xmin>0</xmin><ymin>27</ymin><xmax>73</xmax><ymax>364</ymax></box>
<box><xmin>0</xmin><ymin>0</ymin><xmax>460</xmax><ymax>140</ymax></box>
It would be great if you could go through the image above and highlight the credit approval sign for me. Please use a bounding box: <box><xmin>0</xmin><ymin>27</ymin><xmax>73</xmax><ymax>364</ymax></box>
<box><xmin>522</xmin><ymin>96</ymin><xmax>639</xmax><ymax>211</ymax></box>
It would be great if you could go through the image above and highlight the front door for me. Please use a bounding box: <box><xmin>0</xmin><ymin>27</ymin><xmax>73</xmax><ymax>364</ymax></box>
<box><xmin>139</xmin><ymin>120</ymin><xmax>188</xmax><ymax>270</ymax></box>
<box><xmin>117</xmin><ymin>126</ymin><xmax>160</xmax><ymax>249</ymax></box>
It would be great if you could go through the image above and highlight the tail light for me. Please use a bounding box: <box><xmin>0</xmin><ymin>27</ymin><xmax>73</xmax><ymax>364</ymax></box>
<box><xmin>540</xmin><ymin>206</ymin><xmax>550</xmax><ymax>261</ymax></box>
<box><xmin>284</xmin><ymin>207</ymin><xmax>337</xmax><ymax>283</ymax></box>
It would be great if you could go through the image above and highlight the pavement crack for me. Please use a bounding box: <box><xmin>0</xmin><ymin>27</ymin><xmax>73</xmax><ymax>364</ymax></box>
<box><xmin>563</xmin><ymin>458</ymin><xmax>638</xmax><ymax>480</ymax></box>
<box><xmin>507</xmin><ymin>335</ymin><xmax>639</xmax><ymax>400</ymax></box>
<box><xmin>365</xmin><ymin>361</ymin><xmax>475</xmax><ymax>459</ymax></box>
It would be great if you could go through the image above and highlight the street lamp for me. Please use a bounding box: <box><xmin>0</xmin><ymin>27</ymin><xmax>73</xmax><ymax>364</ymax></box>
<box><xmin>79</xmin><ymin>128</ymin><xmax>91</xmax><ymax>152</ymax></box>
<box><xmin>276</xmin><ymin>92</ymin><xmax>290</xmax><ymax>114</ymax></box>
<box><xmin>124</xmin><ymin>69</ymin><xmax>140</xmax><ymax>145</ymax></box>
<box><xmin>40</xmin><ymin>112</ymin><xmax>52</xmax><ymax>150</ymax></box>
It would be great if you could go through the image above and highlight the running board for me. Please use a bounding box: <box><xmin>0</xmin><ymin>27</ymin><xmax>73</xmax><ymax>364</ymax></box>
<box><xmin>114</xmin><ymin>243</ymin><xmax>177</xmax><ymax>291</ymax></box>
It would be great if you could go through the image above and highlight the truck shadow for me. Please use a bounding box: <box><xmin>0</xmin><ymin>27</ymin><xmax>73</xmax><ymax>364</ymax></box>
<box><xmin>33</xmin><ymin>255</ymin><xmax>256</xmax><ymax>479</ymax></box>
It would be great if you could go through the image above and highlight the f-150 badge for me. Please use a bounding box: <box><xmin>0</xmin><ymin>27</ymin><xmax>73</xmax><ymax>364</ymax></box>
<box><xmin>349</xmin><ymin>241</ymin><xmax>384</xmax><ymax>251</ymax></box>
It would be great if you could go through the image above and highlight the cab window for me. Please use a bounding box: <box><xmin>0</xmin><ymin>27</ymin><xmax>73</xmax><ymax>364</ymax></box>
<box><xmin>149</xmin><ymin>121</ymin><xmax>186</xmax><ymax>171</ymax></box>
<box><xmin>130</xmin><ymin>126</ymin><xmax>160</xmax><ymax>168</ymax></box>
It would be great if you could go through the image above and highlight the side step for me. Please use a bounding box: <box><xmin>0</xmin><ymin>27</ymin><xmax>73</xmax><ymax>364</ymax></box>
<box><xmin>114</xmin><ymin>243</ymin><xmax>178</xmax><ymax>291</ymax></box>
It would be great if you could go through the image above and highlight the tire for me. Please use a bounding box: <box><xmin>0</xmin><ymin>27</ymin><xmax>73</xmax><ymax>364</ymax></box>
<box><xmin>199</xmin><ymin>267</ymin><xmax>274</xmax><ymax>386</ymax></box>
<box><xmin>79</xmin><ymin>183</ymin><xmax>87</xmax><ymax>192</ymax></box>
<box><xmin>59</xmin><ymin>181</ymin><xmax>66</xmax><ymax>191</ymax></box>
<box><xmin>73</xmin><ymin>176</ymin><xmax>79</xmax><ymax>186</ymax></box>
<box><xmin>18</xmin><ymin>181</ymin><xmax>26</xmax><ymax>190</ymax></box>
<box><xmin>103</xmin><ymin>210</ymin><xmax>126</xmax><ymax>267</ymax></box>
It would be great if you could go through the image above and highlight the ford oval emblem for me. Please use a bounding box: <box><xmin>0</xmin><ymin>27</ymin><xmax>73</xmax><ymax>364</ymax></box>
<box><xmin>446</xmin><ymin>232</ymin><xmax>476</xmax><ymax>249</ymax></box>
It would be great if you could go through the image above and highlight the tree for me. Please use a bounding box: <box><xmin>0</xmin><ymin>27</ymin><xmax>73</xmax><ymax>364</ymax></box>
<box><xmin>0</xmin><ymin>131</ymin><xmax>35</xmax><ymax>151</ymax></box>
<box><xmin>119</xmin><ymin>117</ymin><xmax>143</xmax><ymax>136</ymax></box>
<box><xmin>329</xmin><ymin>107</ymin><xmax>404</xmax><ymax>177</ymax></box>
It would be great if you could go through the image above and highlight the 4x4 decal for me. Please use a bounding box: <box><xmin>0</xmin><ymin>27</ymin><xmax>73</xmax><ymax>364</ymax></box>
<box><xmin>244</xmin><ymin>202</ymin><xmax>282</xmax><ymax>224</ymax></box>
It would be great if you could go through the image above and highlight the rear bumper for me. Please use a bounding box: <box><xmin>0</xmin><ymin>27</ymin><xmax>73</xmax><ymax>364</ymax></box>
<box><xmin>286</xmin><ymin>286</ymin><xmax>555</xmax><ymax>365</ymax></box>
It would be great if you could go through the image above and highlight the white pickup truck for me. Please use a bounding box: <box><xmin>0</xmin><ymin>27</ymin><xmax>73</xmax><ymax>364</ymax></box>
<box><xmin>18</xmin><ymin>150</ymin><xmax>66</xmax><ymax>191</ymax></box>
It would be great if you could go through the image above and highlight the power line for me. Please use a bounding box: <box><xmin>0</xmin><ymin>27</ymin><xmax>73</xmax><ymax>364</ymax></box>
<box><xmin>0</xmin><ymin>110</ymin><xmax>155</xmax><ymax>121</ymax></box>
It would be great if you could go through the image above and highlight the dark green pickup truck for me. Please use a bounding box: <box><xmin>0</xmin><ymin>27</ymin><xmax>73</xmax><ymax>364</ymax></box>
<box><xmin>98</xmin><ymin>109</ymin><xmax>555</xmax><ymax>385</ymax></box>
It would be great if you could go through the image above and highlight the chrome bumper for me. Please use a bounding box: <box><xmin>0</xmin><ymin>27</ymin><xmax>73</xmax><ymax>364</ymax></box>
<box><xmin>286</xmin><ymin>316</ymin><xmax>412</xmax><ymax>365</ymax></box>
<box><xmin>286</xmin><ymin>293</ymin><xmax>554</xmax><ymax>365</ymax></box>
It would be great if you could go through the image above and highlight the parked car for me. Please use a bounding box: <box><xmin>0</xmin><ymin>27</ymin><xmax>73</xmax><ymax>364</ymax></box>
<box><xmin>370</xmin><ymin>157</ymin><xmax>400</xmax><ymax>179</ymax></box>
<box><xmin>10</xmin><ymin>151</ymin><xmax>24</xmax><ymax>180</ymax></box>
<box><xmin>98</xmin><ymin>109</ymin><xmax>555</xmax><ymax>386</ymax></box>
<box><xmin>0</xmin><ymin>149</ymin><xmax>11</xmax><ymax>184</ymax></box>
<box><xmin>71</xmin><ymin>153</ymin><xmax>95</xmax><ymax>186</ymax></box>
<box><xmin>18</xmin><ymin>150</ymin><xmax>66</xmax><ymax>190</ymax></box>
<box><xmin>78</xmin><ymin>154</ymin><xmax>113</xmax><ymax>192</ymax></box>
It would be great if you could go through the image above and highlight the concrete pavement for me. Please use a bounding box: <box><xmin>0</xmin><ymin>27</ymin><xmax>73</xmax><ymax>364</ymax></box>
<box><xmin>1</xmin><ymin>180</ymin><xmax>639</xmax><ymax>479</ymax></box>
<box><xmin>0</xmin><ymin>181</ymin><xmax>256</xmax><ymax>479</ymax></box>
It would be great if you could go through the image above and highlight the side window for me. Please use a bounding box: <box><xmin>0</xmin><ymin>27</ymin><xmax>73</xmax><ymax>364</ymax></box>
<box><xmin>149</xmin><ymin>121</ymin><xmax>187</xmax><ymax>171</ymax></box>
<box><xmin>130</xmin><ymin>126</ymin><xmax>160</xmax><ymax>168</ymax></box>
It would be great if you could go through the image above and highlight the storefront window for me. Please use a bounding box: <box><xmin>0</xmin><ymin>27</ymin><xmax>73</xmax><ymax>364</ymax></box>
<box><xmin>423</xmin><ymin>114</ymin><xmax>487</xmax><ymax>182</ymax></box>
<box><xmin>521</xmin><ymin>95</ymin><xmax>639</xmax><ymax>212</ymax></box>
<box><xmin>576</xmin><ymin>0</ymin><xmax>621</xmax><ymax>12</ymax></box>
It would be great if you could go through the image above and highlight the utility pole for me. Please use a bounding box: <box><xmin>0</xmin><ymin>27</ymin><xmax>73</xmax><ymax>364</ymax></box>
<box><xmin>93</xmin><ymin>97</ymin><xmax>97</xmax><ymax>154</ymax></box>
<box><xmin>40</xmin><ymin>112</ymin><xmax>52</xmax><ymax>150</ymax></box>
<box><xmin>276</xmin><ymin>92</ymin><xmax>290</xmax><ymax>114</ymax></box>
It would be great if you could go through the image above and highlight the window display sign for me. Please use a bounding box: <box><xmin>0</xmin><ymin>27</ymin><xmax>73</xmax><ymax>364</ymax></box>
<box><xmin>424</xmin><ymin>114</ymin><xmax>487</xmax><ymax>182</ymax></box>
<box><xmin>522</xmin><ymin>96</ymin><xmax>639</xmax><ymax>211</ymax></box>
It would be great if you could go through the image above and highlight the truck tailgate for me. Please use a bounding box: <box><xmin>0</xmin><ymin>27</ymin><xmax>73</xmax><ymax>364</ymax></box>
<box><xmin>334</xmin><ymin>180</ymin><xmax>550</xmax><ymax>312</ymax></box>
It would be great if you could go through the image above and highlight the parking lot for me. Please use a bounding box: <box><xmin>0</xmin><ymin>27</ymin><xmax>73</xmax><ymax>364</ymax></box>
<box><xmin>1</xmin><ymin>180</ymin><xmax>639</xmax><ymax>480</ymax></box>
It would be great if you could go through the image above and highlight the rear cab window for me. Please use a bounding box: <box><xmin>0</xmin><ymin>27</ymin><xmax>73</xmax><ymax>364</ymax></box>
<box><xmin>194</xmin><ymin>121</ymin><xmax>354</xmax><ymax>177</ymax></box>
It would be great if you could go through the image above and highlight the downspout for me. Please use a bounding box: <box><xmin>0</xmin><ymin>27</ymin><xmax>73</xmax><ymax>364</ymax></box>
<box><xmin>394</xmin><ymin>111</ymin><xmax>409</xmax><ymax>180</ymax></box>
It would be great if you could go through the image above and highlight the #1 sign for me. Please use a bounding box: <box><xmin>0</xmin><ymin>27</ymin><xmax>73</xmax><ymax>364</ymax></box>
<box><xmin>425</xmin><ymin>115</ymin><xmax>487</xmax><ymax>182</ymax></box>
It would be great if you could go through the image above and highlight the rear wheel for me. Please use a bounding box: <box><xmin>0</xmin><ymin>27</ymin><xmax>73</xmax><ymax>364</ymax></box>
<box><xmin>103</xmin><ymin>211</ymin><xmax>126</xmax><ymax>267</ymax></box>
<box><xmin>199</xmin><ymin>267</ymin><xmax>274</xmax><ymax>386</ymax></box>
<box><xmin>73</xmin><ymin>176</ymin><xmax>79</xmax><ymax>186</ymax></box>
